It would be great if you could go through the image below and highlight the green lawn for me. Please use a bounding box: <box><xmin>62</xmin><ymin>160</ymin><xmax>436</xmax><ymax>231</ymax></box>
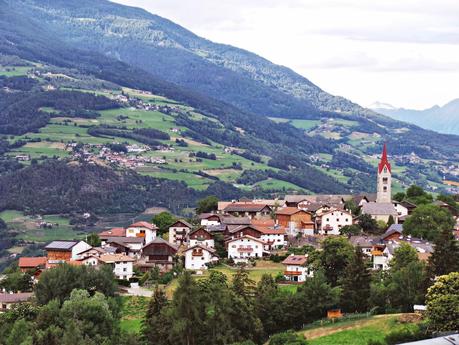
<box><xmin>119</xmin><ymin>296</ymin><xmax>149</xmax><ymax>334</ymax></box>
<box><xmin>3</xmin><ymin>212</ymin><xmax>84</xmax><ymax>242</ymax></box>
<box><xmin>304</xmin><ymin>315</ymin><xmax>421</xmax><ymax>345</ymax></box>
<box><xmin>290</xmin><ymin>119</ymin><xmax>321</xmax><ymax>131</ymax></box>
<box><xmin>255</xmin><ymin>178</ymin><xmax>305</xmax><ymax>192</ymax></box>
<box><xmin>0</xmin><ymin>66</ymin><xmax>32</xmax><ymax>76</ymax></box>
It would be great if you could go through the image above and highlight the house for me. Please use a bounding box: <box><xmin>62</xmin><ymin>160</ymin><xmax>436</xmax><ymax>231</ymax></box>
<box><xmin>275</xmin><ymin>208</ymin><xmax>314</xmax><ymax>236</ymax></box>
<box><xmin>393</xmin><ymin>201</ymin><xmax>416</xmax><ymax>216</ymax></box>
<box><xmin>282</xmin><ymin>254</ymin><xmax>313</xmax><ymax>282</ymax></box>
<box><xmin>78</xmin><ymin>255</ymin><xmax>101</xmax><ymax>267</ymax></box>
<box><xmin>256</xmin><ymin>225</ymin><xmax>287</xmax><ymax>250</ymax></box>
<box><xmin>138</xmin><ymin>237</ymin><xmax>178</xmax><ymax>272</ymax></box>
<box><xmin>189</xmin><ymin>227</ymin><xmax>215</xmax><ymax>248</ymax></box>
<box><xmin>168</xmin><ymin>220</ymin><xmax>192</xmax><ymax>246</ymax></box>
<box><xmin>223</xmin><ymin>203</ymin><xmax>272</xmax><ymax>219</ymax></box>
<box><xmin>222</xmin><ymin>216</ymin><xmax>251</xmax><ymax>233</ymax></box>
<box><xmin>226</xmin><ymin>224</ymin><xmax>263</xmax><ymax>240</ymax></box>
<box><xmin>382</xmin><ymin>224</ymin><xmax>403</xmax><ymax>241</ymax></box>
<box><xmin>99</xmin><ymin>254</ymin><xmax>135</xmax><ymax>280</ymax></box>
<box><xmin>18</xmin><ymin>257</ymin><xmax>47</xmax><ymax>277</ymax></box>
<box><xmin>226</xmin><ymin>235</ymin><xmax>266</xmax><ymax>263</ymax></box>
<box><xmin>184</xmin><ymin>245</ymin><xmax>218</xmax><ymax>270</ymax></box>
<box><xmin>284</xmin><ymin>194</ymin><xmax>349</xmax><ymax>208</ymax></box>
<box><xmin>105</xmin><ymin>237</ymin><xmax>144</xmax><ymax>257</ymax></box>
<box><xmin>45</xmin><ymin>240</ymin><xmax>91</xmax><ymax>266</ymax></box>
<box><xmin>99</xmin><ymin>228</ymin><xmax>126</xmax><ymax>245</ymax></box>
<box><xmin>126</xmin><ymin>221</ymin><xmax>157</xmax><ymax>244</ymax></box>
<box><xmin>372</xmin><ymin>237</ymin><xmax>433</xmax><ymax>270</ymax></box>
<box><xmin>361</xmin><ymin>202</ymin><xmax>398</xmax><ymax>223</ymax></box>
<box><xmin>77</xmin><ymin>247</ymin><xmax>106</xmax><ymax>259</ymax></box>
<box><xmin>349</xmin><ymin>236</ymin><xmax>379</xmax><ymax>256</ymax></box>
<box><xmin>199</xmin><ymin>213</ymin><xmax>222</xmax><ymax>227</ymax></box>
<box><xmin>316</xmin><ymin>209</ymin><xmax>353</xmax><ymax>235</ymax></box>
<box><xmin>0</xmin><ymin>293</ymin><xmax>33</xmax><ymax>312</ymax></box>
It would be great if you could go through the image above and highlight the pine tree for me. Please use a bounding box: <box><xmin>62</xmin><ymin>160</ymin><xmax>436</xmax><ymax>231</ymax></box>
<box><xmin>142</xmin><ymin>286</ymin><xmax>170</xmax><ymax>345</ymax></box>
<box><xmin>339</xmin><ymin>246</ymin><xmax>371</xmax><ymax>313</ymax></box>
<box><xmin>170</xmin><ymin>271</ymin><xmax>202</xmax><ymax>345</ymax></box>
<box><xmin>428</xmin><ymin>228</ymin><xmax>459</xmax><ymax>277</ymax></box>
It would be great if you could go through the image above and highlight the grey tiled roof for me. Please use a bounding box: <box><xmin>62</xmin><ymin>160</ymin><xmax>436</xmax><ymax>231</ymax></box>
<box><xmin>362</xmin><ymin>202</ymin><xmax>398</xmax><ymax>216</ymax></box>
<box><xmin>45</xmin><ymin>241</ymin><xmax>78</xmax><ymax>251</ymax></box>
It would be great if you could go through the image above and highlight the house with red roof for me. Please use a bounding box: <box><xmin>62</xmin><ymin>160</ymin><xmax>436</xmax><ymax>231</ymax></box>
<box><xmin>18</xmin><ymin>257</ymin><xmax>47</xmax><ymax>279</ymax></box>
<box><xmin>282</xmin><ymin>254</ymin><xmax>313</xmax><ymax>282</ymax></box>
<box><xmin>126</xmin><ymin>221</ymin><xmax>157</xmax><ymax>244</ymax></box>
<box><xmin>226</xmin><ymin>235</ymin><xmax>266</xmax><ymax>264</ymax></box>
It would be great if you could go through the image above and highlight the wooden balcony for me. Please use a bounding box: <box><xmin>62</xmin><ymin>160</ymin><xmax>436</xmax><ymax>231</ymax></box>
<box><xmin>284</xmin><ymin>271</ymin><xmax>302</xmax><ymax>276</ymax></box>
<box><xmin>237</xmin><ymin>247</ymin><xmax>253</xmax><ymax>252</ymax></box>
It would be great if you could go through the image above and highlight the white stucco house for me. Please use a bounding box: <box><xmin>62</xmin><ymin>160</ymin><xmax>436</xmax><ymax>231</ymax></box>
<box><xmin>184</xmin><ymin>245</ymin><xmax>218</xmax><ymax>270</ymax></box>
<box><xmin>99</xmin><ymin>254</ymin><xmax>135</xmax><ymax>280</ymax></box>
<box><xmin>126</xmin><ymin>221</ymin><xmax>157</xmax><ymax>244</ymax></box>
<box><xmin>282</xmin><ymin>254</ymin><xmax>313</xmax><ymax>282</ymax></box>
<box><xmin>317</xmin><ymin>209</ymin><xmax>353</xmax><ymax>235</ymax></box>
<box><xmin>226</xmin><ymin>235</ymin><xmax>265</xmax><ymax>263</ymax></box>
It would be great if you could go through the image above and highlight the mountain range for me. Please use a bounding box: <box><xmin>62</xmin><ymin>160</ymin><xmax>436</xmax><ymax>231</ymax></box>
<box><xmin>370</xmin><ymin>99</ymin><xmax>459</xmax><ymax>135</ymax></box>
<box><xmin>0</xmin><ymin>0</ymin><xmax>459</xmax><ymax>216</ymax></box>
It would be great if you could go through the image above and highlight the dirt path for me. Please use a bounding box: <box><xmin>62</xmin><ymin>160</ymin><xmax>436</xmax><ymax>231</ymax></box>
<box><xmin>302</xmin><ymin>314</ymin><xmax>398</xmax><ymax>340</ymax></box>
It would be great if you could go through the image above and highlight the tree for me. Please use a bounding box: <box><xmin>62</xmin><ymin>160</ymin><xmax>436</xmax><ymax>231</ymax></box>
<box><xmin>152</xmin><ymin>212</ymin><xmax>177</xmax><ymax>235</ymax></box>
<box><xmin>387</xmin><ymin>215</ymin><xmax>395</xmax><ymax>228</ymax></box>
<box><xmin>339</xmin><ymin>224</ymin><xmax>362</xmax><ymax>236</ymax></box>
<box><xmin>0</xmin><ymin>217</ymin><xmax>7</xmax><ymax>230</ymax></box>
<box><xmin>86</xmin><ymin>233</ymin><xmax>101</xmax><ymax>247</ymax></box>
<box><xmin>0</xmin><ymin>271</ymin><xmax>33</xmax><ymax>292</ymax></box>
<box><xmin>34</xmin><ymin>264</ymin><xmax>116</xmax><ymax>305</ymax></box>
<box><xmin>389</xmin><ymin>244</ymin><xmax>426</xmax><ymax>312</ymax></box>
<box><xmin>59</xmin><ymin>289</ymin><xmax>115</xmax><ymax>340</ymax></box>
<box><xmin>405</xmin><ymin>185</ymin><xmax>433</xmax><ymax>205</ymax></box>
<box><xmin>169</xmin><ymin>271</ymin><xmax>202</xmax><ymax>345</ymax></box>
<box><xmin>143</xmin><ymin>286</ymin><xmax>170</xmax><ymax>345</ymax></box>
<box><xmin>344</xmin><ymin>200</ymin><xmax>360</xmax><ymax>216</ymax></box>
<box><xmin>297</xmin><ymin>270</ymin><xmax>340</xmax><ymax>323</ymax></box>
<box><xmin>358</xmin><ymin>214</ymin><xmax>379</xmax><ymax>234</ymax></box>
<box><xmin>403</xmin><ymin>204</ymin><xmax>455</xmax><ymax>240</ymax></box>
<box><xmin>425</xmin><ymin>272</ymin><xmax>459</xmax><ymax>332</ymax></box>
<box><xmin>319</xmin><ymin>237</ymin><xmax>353</xmax><ymax>286</ymax></box>
<box><xmin>196</xmin><ymin>196</ymin><xmax>219</xmax><ymax>214</ymax></box>
<box><xmin>393</xmin><ymin>192</ymin><xmax>405</xmax><ymax>202</ymax></box>
<box><xmin>427</xmin><ymin>227</ymin><xmax>459</xmax><ymax>278</ymax></box>
<box><xmin>269</xmin><ymin>331</ymin><xmax>308</xmax><ymax>345</ymax></box>
<box><xmin>339</xmin><ymin>247</ymin><xmax>371</xmax><ymax>313</ymax></box>
<box><xmin>232</xmin><ymin>267</ymin><xmax>256</xmax><ymax>298</ymax></box>
<box><xmin>437</xmin><ymin>194</ymin><xmax>459</xmax><ymax>216</ymax></box>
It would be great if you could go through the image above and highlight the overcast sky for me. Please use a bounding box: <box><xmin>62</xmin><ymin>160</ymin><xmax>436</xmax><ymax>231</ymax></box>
<box><xmin>113</xmin><ymin>0</ymin><xmax>459</xmax><ymax>110</ymax></box>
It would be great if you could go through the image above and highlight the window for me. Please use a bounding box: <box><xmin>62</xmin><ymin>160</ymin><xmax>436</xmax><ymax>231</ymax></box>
<box><xmin>337</xmin><ymin>218</ymin><xmax>340</xmax><ymax>222</ymax></box>
<box><xmin>326</xmin><ymin>218</ymin><xmax>329</xmax><ymax>222</ymax></box>
<box><xmin>383</xmin><ymin>177</ymin><xmax>388</xmax><ymax>184</ymax></box>
<box><xmin>384</xmin><ymin>167</ymin><xmax>387</xmax><ymax>173</ymax></box>
<box><xmin>383</xmin><ymin>186</ymin><xmax>388</xmax><ymax>192</ymax></box>
<box><xmin>123</xmin><ymin>268</ymin><xmax>127</xmax><ymax>272</ymax></box>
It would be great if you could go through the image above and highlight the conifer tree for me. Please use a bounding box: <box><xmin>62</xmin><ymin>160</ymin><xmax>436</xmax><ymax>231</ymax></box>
<box><xmin>143</xmin><ymin>285</ymin><xmax>170</xmax><ymax>345</ymax></box>
<box><xmin>339</xmin><ymin>246</ymin><xmax>371</xmax><ymax>313</ymax></box>
<box><xmin>427</xmin><ymin>228</ymin><xmax>459</xmax><ymax>278</ymax></box>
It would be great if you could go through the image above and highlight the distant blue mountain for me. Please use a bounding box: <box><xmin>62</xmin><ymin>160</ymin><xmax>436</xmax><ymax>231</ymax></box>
<box><xmin>371</xmin><ymin>99</ymin><xmax>459</xmax><ymax>135</ymax></box>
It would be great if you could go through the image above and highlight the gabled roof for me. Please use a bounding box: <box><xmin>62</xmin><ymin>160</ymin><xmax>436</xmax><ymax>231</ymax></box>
<box><xmin>0</xmin><ymin>292</ymin><xmax>33</xmax><ymax>303</ymax></box>
<box><xmin>362</xmin><ymin>202</ymin><xmax>397</xmax><ymax>216</ymax></box>
<box><xmin>198</xmin><ymin>213</ymin><xmax>222</xmax><ymax>220</ymax></box>
<box><xmin>282</xmin><ymin>255</ymin><xmax>308</xmax><ymax>266</ymax></box>
<box><xmin>285</xmin><ymin>194</ymin><xmax>352</xmax><ymax>204</ymax></box>
<box><xmin>129</xmin><ymin>221</ymin><xmax>158</xmax><ymax>230</ymax></box>
<box><xmin>169</xmin><ymin>219</ymin><xmax>192</xmax><ymax>228</ymax></box>
<box><xmin>142</xmin><ymin>237</ymin><xmax>179</xmax><ymax>251</ymax></box>
<box><xmin>257</xmin><ymin>226</ymin><xmax>286</xmax><ymax>235</ymax></box>
<box><xmin>18</xmin><ymin>257</ymin><xmax>47</xmax><ymax>268</ymax></box>
<box><xmin>99</xmin><ymin>254</ymin><xmax>135</xmax><ymax>263</ymax></box>
<box><xmin>320</xmin><ymin>208</ymin><xmax>352</xmax><ymax>217</ymax></box>
<box><xmin>276</xmin><ymin>207</ymin><xmax>311</xmax><ymax>216</ymax></box>
<box><xmin>107</xmin><ymin>236</ymin><xmax>145</xmax><ymax>244</ymax></box>
<box><xmin>189</xmin><ymin>227</ymin><xmax>211</xmax><ymax>237</ymax></box>
<box><xmin>45</xmin><ymin>240</ymin><xmax>79</xmax><ymax>251</ymax></box>
<box><xmin>228</xmin><ymin>224</ymin><xmax>262</xmax><ymax>234</ymax></box>
<box><xmin>221</xmin><ymin>216</ymin><xmax>251</xmax><ymax>225</ymax></box>
<box><xmin>226</xmin><ymin>235</ymin><xmax>266</xmax><ymax>244</ymax></box>
<box><xmin>251</xmin><ymin>219</ymin><xmax>275</xmax><ymax>227</ymax></box>
<box><xmin>77</xmin><ymin>247</ymin><xmax>106</xmax><ymax>256</ymax></box>
<box><xmin>184</xmin><ymin>244</ymin><xmax>217</xmax><ymax>254</ymax></box>
<box><xmin>99</xmin><ymin>227</ymin><xmax>126</xmax><ymax>238</ymax></box>
<box><xmin>224</xmin><ymin>203</ymin><xmax>271</xmax><ymax>212</ymax></box>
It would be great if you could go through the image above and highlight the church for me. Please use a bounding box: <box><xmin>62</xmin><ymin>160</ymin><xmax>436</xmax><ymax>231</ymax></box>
<box><xmin>361</xmin><ymin>144</ymin><xmax>399</xmax><ymax>223</ymax></box>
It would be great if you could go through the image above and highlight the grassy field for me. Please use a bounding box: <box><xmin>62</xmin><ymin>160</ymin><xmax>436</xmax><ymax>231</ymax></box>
<box><xmin>0</xmin><ymin>66</ymin><xmax>32</xmax><ymax>76</ymax></box>
<box><xmin>290</xmin><ymin>119</ymin><xmax>321</xmax><ymax>131</ymax></box>
<box><xmin>165</xmin><ymin>261</ymin><xmax>284</xmax><ymax>298</ymax></box>
<box><xmin>1</xmin><ymin>211</ymin><xmax>84</xmax><ymax>242</ymax></box>
<box><xmin>119</xmin><ymin>296</ymin><xmax>149</xmax><ymax>334</ymax></box>
<box><xmin>302</xmin><ymin>314</ymin><xmax>421</xmax><ymax>345</ymax></box>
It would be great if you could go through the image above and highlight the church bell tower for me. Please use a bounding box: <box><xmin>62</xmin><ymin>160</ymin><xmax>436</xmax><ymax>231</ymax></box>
<box><xmin>376</xmin><ymin>144</ymin><xmax>392</xmax><ymax>203</ymax></box>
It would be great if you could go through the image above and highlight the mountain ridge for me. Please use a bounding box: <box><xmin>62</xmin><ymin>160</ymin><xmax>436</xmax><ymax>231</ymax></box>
<box><xmin>371</xmin><ymin>98</ymin><xmax>459</xmax><ymax>135</ymax></box>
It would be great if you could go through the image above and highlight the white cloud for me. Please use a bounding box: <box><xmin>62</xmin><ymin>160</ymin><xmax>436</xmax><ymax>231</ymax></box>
<box><xmin>112</xmin><ymin>0</ymin><xmax>459</xmax><ymax>109</ymax></box>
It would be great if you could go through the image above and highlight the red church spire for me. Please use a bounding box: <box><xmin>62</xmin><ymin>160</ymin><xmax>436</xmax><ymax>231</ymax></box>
<box><xmin>378</xmin><ymin>143</ymin><xmax>391</xmax><ymax>173</ymax></box>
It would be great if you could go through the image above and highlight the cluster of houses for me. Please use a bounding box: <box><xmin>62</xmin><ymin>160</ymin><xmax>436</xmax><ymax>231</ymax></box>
<box><xmin>7</xmin><ymin>145</ymin><xmax>459</xmax><ymax>291</ymax></box>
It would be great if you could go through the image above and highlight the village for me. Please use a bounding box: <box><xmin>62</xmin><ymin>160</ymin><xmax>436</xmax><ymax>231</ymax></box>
<box><xmin>2</xmin><ymin>144</ymin><xmax>459</xmax><ymax>315</ymax></box>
